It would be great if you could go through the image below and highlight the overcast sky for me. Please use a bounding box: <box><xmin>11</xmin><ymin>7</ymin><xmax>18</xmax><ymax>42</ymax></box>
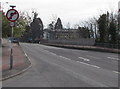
<box><xmin>1</xmin><ymin>0</ymin><xmax>120</xmax><ymax>28</ymax></box>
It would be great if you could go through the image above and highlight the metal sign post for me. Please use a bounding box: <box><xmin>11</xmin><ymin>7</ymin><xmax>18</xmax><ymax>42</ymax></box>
<box><xmin>10</xmin><ymin>26</ymin><xmax>13</xmax><ymax>69</ymax></box>
<box><xmin>6</xmin><ymin>6</ymin><xmax>19</xmax><ymax>70</ymax></box>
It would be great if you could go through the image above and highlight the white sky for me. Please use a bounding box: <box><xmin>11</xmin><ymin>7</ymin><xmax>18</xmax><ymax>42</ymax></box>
<box><xmin>1</xmin><ymin>0</ymin><xmax>120</xmax><ymax>28</ymax></box>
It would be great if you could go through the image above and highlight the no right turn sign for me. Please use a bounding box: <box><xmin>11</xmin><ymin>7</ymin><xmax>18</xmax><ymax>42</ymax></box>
<box><xmin>6</xmin><ymin>9</ymin><xmax>19</xmax><ymax>22</ymax></box>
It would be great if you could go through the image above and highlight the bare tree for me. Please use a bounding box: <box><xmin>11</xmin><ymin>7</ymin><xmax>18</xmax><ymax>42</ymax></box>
<box><xmin>73</xmin><ymin>24</ymin><xmax>80</xmax><ymax>29</ymax></box>
<box><xmin>66</xmin><ymin>22</ymin><xmax>71</xmax><ymax>29</ymax></box>
<box><xmin>49</xmin><ymin>14</ymin><xmax>58</xmax><ymax>28</ymax></box>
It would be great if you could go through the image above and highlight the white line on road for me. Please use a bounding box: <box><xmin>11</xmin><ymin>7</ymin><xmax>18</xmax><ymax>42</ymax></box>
<box><xmin>107</xmin><ymin>57</ymin><xmax>119</xmax><ymax>60</ymax></box>
<box><xmin>50</xmin><ymin>52</ymin><xmax>57</xmax><ymax>56</ymax></box>
<box><xmin>59</xmin><ymin>56</ymin><xmax>100</xmax><ymax>68</ymax></box>
<box><xmin>59</xmin><ymin>56</ymin><xmax>71</xmax><ymax>60</ymax></box>
<box><xmin>25</xmin><ymin>53</ymin><xmax>27</xmax><ymax>57</ymax></box>
<box><xmin>78</xmin><ymin>57</ymin><xmax>90</xmax><ymax>61</ymax></box>
<box><xmin>87</xmin><ymin>55</ymin><xmax>100</xmax><ymax>59</ymax></box>
<box><xmin>79</xmin><ymin>61</ymin><xmax>100</xmax><ymax>68</ymax></box>
<box><xmin>112</xmin><ymin>71</ymin><xmax>119</xmax><ymax>74</ymax></box>
<box><xmin>76</xmin><ymin>61</ymin><xmax>80</xmax><ymax>63</ymax></box>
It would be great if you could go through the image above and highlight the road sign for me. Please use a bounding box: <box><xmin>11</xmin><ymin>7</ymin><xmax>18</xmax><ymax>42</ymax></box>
<box><xmin>10</xmin><ymin>22</ymin><xmax>15</xmax><ymax>27</ymax></box>
<box><xmin>6</xmin><ymin>9</ymin><xmax>19</xmax><ymax>22</ymax></box>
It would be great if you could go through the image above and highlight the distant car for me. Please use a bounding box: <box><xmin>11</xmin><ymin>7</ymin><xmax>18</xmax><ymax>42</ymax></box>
<box><xmin>13</xmin><ymin>38</ymin><xmax>19</xmax><ymax>43</ymax></box>
<box><xmin>8</xmin><ymin>37</ymin><xmax>19</xmax><ymax>43</ymax></box>
<box><xmin>28</xmin><ymin>38</ymin><xmax>33</xmax><ymax>43</ymax></box>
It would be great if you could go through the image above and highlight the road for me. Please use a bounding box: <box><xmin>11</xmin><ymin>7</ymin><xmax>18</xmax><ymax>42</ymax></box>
<box><xmin>3</xmin><ymin>43</ymin><xmax>119</xmax><ymax>87</ymax></box>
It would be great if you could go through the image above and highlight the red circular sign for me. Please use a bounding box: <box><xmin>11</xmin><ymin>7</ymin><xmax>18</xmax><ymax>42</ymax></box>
<box><xmin>6</xmin><ymin>9</ymin><xmax>19</xmax><ymax>22</ymax></box>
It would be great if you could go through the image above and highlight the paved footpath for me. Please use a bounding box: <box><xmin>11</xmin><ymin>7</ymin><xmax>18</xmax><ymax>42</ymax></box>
<box><xmin>0</xmin><ymin>42</ymin><xmax>31</xmax><ymax>81</ymax></box>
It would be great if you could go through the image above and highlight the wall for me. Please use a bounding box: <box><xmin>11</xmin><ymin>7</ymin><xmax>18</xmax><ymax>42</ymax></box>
<box><xmin>46</xmin><ymin>38</ymin><xmax>95</xmax><ymax>46</ymax></box>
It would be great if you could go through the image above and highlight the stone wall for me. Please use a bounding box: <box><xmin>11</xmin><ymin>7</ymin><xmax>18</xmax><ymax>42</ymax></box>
<box><xmin>46</xmin><ymin>38</ymin><xmax>95</xmax><ymax>46</ymax></box>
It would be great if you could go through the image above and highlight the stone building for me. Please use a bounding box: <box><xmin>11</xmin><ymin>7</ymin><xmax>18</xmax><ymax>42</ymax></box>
<box><xmin>43</xmin><ymin>28</ymin><xmax>90</xmax><ymax>40</ymax></box>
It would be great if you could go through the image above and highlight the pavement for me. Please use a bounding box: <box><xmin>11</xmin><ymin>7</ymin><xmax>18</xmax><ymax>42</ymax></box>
<box><xmin>3</xmin><ymin>43</ymin><xmax>119</xmax><ymax>87</ymax></box>
<box><xmin>1</xmin><ymin>42</ymin><xmax>31</xmax><ymax>81</ymax></box>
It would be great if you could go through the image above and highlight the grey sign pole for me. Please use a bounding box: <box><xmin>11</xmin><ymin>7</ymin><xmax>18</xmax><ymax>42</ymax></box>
<box><xmin>6</xmin><ymin>5</ymin><xmax>19</xmax><ymax>70</ymax></box>
<box><xmin>10</xmin><ymin>25</ymin><xmax>13</xmax><ymax>70</ymax></box>
<box><xmin>9</xmin><ymin>5</ymin><xmax>16</xmax><ymax>70</ymax></box>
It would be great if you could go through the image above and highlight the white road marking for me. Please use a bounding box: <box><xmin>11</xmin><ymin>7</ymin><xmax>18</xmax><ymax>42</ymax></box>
<box><xmin>25</xmin><ymin>53</ymin><xmax>27</xmax><ymax>57</ymax></box>
<box><xmin>87</xmin><ymin>55</ymin><xmax>100</xmax><ymax>59</ymax></box>
<box><xmin>78</xmin><ymin>57</ymin><xmax>90</xmax><ymax>61</ymax></box>
<box><xmin>112</xmin><ymin>71</ymin><xmax>119</xmax><ymax>74</ymax></box>
<box><xmin>59</xmin><ymin>56</ymin><xmax>71</xmax><ymax>60</ymax></box>
<box><xmin>57</xmin><ymin>55</ymin><xmax>100</xmax><ymax>69</ymax></box>
<box><xmin>107</xmin><ymin>57</ymin><xmax>119</xmax><ymax>60</ymax></box>
<box><xmin>79</xmin><ymin>61</ymin><xmax>100</xmax><ymax>68</ymax></box>
<box><xmin>50</xmin><ymin>52</ymin><xmax>57</xmax><ymax>56</ymax></box>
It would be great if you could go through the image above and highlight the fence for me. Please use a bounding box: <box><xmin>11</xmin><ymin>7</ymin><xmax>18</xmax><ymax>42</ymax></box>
<box><xmin>41</xmin><ymin>39</ymin><xmax>120</xmax><ymax>50</ymax></box>
<box><xmin>95</xmin><ymin>43</ymin><xmax>120</xmax><ymax>49</ymax></box>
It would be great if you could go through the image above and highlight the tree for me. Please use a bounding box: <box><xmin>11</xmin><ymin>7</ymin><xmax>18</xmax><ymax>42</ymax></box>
<box><xmin>97</xmin><ymin>14</ymin><xmax>108</xmax><ymax>43</ymax></box>
<box><xmin>2</xmin><ymin>10</ymin><xmax>29</xmax><ymax>38</ymax></box>
<box><xmin>13</xmin><ymin>12</ymin><xmax>28</xmax><ymax>37</ymax></box>
<box><xmin>77</xmin><ymin>27</ymin><xmax>90</xmax><ymax>38</ymax></box>
<box><xmin>30</xmin><ymin>12</ymin><xmax>43</xmax><ymax>40</ymax></box>
<box><xmin>47</xmin><ymin>14</ymin><xmax>57</xmax><ymax>30</ymax></box>
<box><xmin>66</xmin><ymin>22</ymin><xmax>71</xmax><ymax>29</ymax></box>
<box><xmin>20</xmin><ymin>25</ymin><xmax>31</xmax><ymax>42</ymax></box>
<box><xmin>2</xmin><ymin>11</ymin><xmax>11</xmax><ymax>37</ymax></box>
<box><xmin>118</xmin><ymin>11</ymin><xmax>120</xmax><ymax>44</ymax></box>
<box><xmin>48</xmin><ymin>21</ymin><xmax>54</xmax><ymax>30</ymax></box>
<box><xmin>109</xmin><ymin>21</ymin><xmax>117</xmax><ymax>44</ymax></box>
<box><xmin>108</xmin><ymin>12</ymin><xmax>117</xmax><ymax>44</ymax></box>
<box><xmin>88</xmin><ymin>17</ymin><xmax>99</xmax><ymax>40</ymax></box>
<box><xmin>54</xmin><ymin>18</ymin><xmax>63</xmax><ymax>29</ymax></box>
<box><xmin>81</xmin><ymin>20</ymin><xmax>95</xmax><ymax>39</ymax></box>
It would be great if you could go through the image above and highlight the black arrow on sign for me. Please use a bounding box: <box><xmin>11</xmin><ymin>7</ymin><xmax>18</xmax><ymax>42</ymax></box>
<box><xmin>9</xmin><ymin>11</ymin><xmax>17</xmax><ymax>20</ymax></box>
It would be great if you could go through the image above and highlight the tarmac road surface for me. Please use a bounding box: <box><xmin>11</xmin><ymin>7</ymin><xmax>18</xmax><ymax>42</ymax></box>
<box><xmin>3</xmin><ymin>43</ymin><xmax>119</xmax><ymax>87</ymax></box>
